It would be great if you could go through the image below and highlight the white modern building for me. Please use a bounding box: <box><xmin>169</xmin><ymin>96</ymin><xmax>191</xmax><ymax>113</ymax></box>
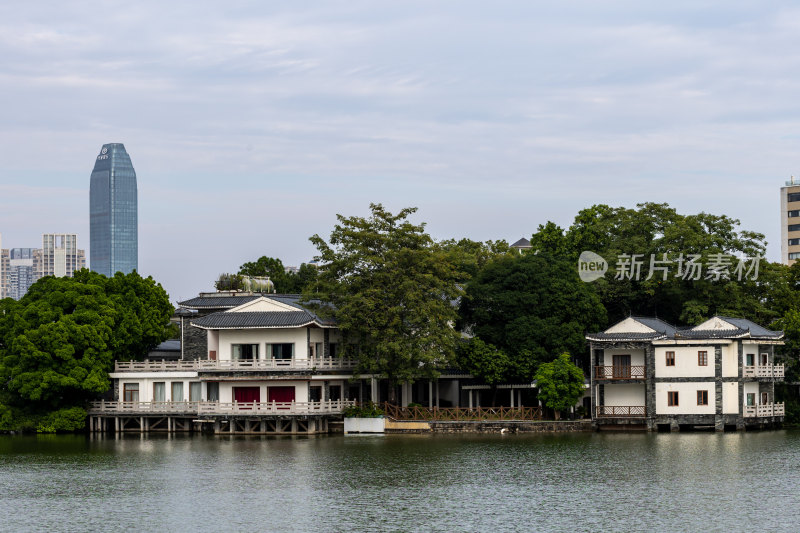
<box><xmin>588</xmin><ymin>316</ymin><xmax>785</xmax><ymax>431</ymax></box>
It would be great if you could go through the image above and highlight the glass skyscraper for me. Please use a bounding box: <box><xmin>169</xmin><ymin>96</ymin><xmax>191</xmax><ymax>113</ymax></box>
<box><xmin>90</xmin><ymin>143</ymin><xmax>138</xmax><ymax>276</ymax></box>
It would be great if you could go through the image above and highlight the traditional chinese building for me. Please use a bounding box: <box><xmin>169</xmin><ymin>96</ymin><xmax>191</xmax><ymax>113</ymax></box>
<box><xmin>588</xmin><ymin>316</ymin><xmax>784</xmax><ymax>431</ymax></box>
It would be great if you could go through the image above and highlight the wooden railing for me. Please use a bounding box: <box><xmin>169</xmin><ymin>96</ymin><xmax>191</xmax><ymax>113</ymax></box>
<box><xmin>596</xmin><ymin>405</ymin><xmax>647</xmax><ymax>417</ymax></box>
<box><xmin>743</xmin><ymin>364</ymin><xmax>785</xmax><ymax>379</ymax></box>
<box><xmin>88</xmin><ymin>399</ymin><xmax>355</xmax><ymax>416</ymax></box>
<box><xmin>382</xmin><ymin>403</ymin><xmax>542</xmax><ymax>421</ymax></box>
<box><xmin>114</xmin><ymin>358</ymin><xmax>359</xmax><ymax>373</ymax></box>
<box><xmin>744</xmin><ymin>403</ymin><xmax>785</xmax><ymax>418</ymax></box>
<box><xmin>594</xmin><ymin>366</ymin><xmax>646</xmax><ymax>380</ymax></box>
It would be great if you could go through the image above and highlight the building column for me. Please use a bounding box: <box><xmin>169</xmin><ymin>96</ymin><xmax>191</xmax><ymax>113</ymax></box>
<box><xmin>468</xmin><ymin>390</ymin><xmax>473</xmax><ymax>409</ymax></box>
<box><xmin>428</xmin><ymin>381</ymin><xmax>433</xmax><ymax>408</ymax></box>
<box><xmin>370</xmin><ymin>378</ymin><xmax>378</xmax><ymax>403</ymax></box>
<box><xmin>714</xmin><ymin>345</ymin><xmax>724</xmax><ymax>432</ymax></box>
<box><xmin>510</xmin><ymin>388</ymin><xmax>514</xmax><ymax>408</ymax></box>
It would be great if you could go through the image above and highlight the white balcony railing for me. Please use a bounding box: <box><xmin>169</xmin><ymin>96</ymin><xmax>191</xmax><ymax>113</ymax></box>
<box><xmin>88</xmin><ymin>399</ymin><xmax>356</xmax><ymax>416</ymax></box>
<box><xmin>743</xmin><ymin>403</ymin><xmax>785</xmax><ymax>418</ymax></box>
<box><xmin>114</xmin><ymin>357</ymin><xmax>359</xmax><ymax>373</ymax></box>
<box><xmin>743</xmin><ymin>364</ymin><xmax>785</xmax><ymax>379</ymax></box>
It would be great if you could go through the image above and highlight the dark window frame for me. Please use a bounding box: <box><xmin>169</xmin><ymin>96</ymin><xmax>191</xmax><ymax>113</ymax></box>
<box><xmin>665</xmin><ymin>351</ymin><xmax>675</xmax><ymax>366</ymax></box>
<box><xmin>668</xmin><ymin>391</ymin><xmax>679</xmax><ymax>406</ymax></box>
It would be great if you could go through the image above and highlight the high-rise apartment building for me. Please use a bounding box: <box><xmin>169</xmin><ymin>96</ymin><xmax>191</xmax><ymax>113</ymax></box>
<box><xmin>90</xmin><ymin>143</ymin><xmax>138</xmax><ymax>276</ymax></box>
<box><xmin>781</xmin><ymin>178</ymin><xmax>800</xmax><ymax>265</ymax></box>
<box><xmin>41</xmin><ymin>234</ymin><xmax>85</xmax><ymax>278</ymax></box>
<box><xmin>7</xmin><ymin>248</ymin><xmax>36</xmax><ymax>300</ymax></box>
<box><xmin>0</xmin><ymin>233</ymin><xmax>6</xmax><ymax>299</ymax></box>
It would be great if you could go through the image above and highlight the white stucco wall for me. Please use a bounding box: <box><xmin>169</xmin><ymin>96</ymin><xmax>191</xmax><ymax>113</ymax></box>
<box><xmin>654</xmin><ymin>346</ymin><xmax>715</xmax><ymax>378</ymax></box>
<box><xmin>602</xmin><ymin>349</ymin><xmax>645</xmax><ymax>366</ymax></box>
<box><xmin>722</xmin><ymin>382</ymin><xmax>739</xmax><ymax>414</ymax></box>
<box><xmin>117</xmin><ymin>374</ymin><xmax>204</xmax><ymax>402</ymax></box>
<box><xmin>603</xmin><ymin>383</ymin><xmax>645</xmax><ymax>406</ymax></box>
<box><xmin>721</xmin><ymin>343</ymin><xmax>738</xmax><ymax>378</ymax></box>
<box><xmin>655</xmin><ymin>382</ymin><xmax>715</xmax><ymax>415</ymax></box>
<box><xmin>217</xmin><ymin>328</ymin><xmax>310</xmax><ymax>361</ymax></box>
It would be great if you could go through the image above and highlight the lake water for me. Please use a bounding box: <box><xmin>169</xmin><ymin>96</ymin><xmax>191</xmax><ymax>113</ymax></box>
<box><xmin>1</xmin><ymin>431</ymin><xmax>800</xmax><ymax>532</ymax></box>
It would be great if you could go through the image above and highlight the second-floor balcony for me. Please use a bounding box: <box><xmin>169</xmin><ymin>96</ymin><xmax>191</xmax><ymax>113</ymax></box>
<box><xmin>114</xmin><ymin>357</ymin><xmax>360</xmax><ymax>373</ymax></box>
<box><xmin>743</xmin><ymin>364</ymin><xmax>784</xmax><ymax>379</ymax></box>
<box><xmin>594</xmin><ymin>365</ymin><xmax>646</xmax><ymax>380</ymax></box>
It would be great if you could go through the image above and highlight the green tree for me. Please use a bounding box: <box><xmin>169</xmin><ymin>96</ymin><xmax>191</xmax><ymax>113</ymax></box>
<box><xmin>439</xmin><ymin>238</ymin><xmax>515</xmax><ymax>282</ymax></box>
<box><xmin>306</xmin><ymin>203</ymin><xmax>463</xmax><ymax>402</ymax></box>
<box><xmin>238</xmin><ymin>256</ymin><xmax>319</xmax><ymax>294</ymax></box>
<box><xmin>459</xmin><ymin>252</ymin><xmax>606</xmax><ymax>380</ymax></box>
<box><xmin>529</xmin><ymin>202</ymin><xmax>783</xmax><ymax>327</ymax></box>
<box><xmin>0</xmin><ymin>270</ymin><xmax>173</xmax><ymax>432</ymax></box>
<box><xmin>534</xmin><ymin>352</ymin><xmax>585</xmax><ymax>419</ymax></box>
<box><xmin>456</xmin><ymin>338</ymin><xmax>510</xmax><ymax>387</ymax></box>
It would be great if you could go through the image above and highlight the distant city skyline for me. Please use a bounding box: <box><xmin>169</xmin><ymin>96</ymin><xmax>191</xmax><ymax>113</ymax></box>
<box><xmin>0</xmin><ymin>2</ymin><xmax>797</xmax><ymax>301</ymax></box>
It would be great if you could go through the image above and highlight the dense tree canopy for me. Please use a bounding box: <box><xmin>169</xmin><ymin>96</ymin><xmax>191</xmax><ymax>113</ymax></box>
<box><xmin>0</xmin><ymin>270</ymin><xmax>173</xmax><ymax>432</ymax></box>
<box><xmin>238</xmin><ymin>256</ymin><xmax>319</xmax><ymax>294</ymax></box>
<box><xmin>459</xmin><ymin>252</ymin><xmax>606</xmax><ymax>381</ymax></box>
<box><xmin>528</xmin><ymin>202</ymin><xmax>798</xmax><ymax>326</ymax></box>
<box><xmin>306</xmin><ymin>204</ymin><xmax>463</xmax><ymax>400</ymax></box>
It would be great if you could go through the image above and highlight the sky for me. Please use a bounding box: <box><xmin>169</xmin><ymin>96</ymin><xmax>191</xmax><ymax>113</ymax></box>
<box><xmin>1</xmin><ymin>1</ymin><xmax>799</xmax><ymax>302</ymax></box>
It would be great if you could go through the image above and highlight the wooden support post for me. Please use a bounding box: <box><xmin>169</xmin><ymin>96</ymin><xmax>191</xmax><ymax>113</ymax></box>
<box><xmin>229</xmin><ymin>418</ymin><xmax>235</xmax><ymax>434</ymax></box>
<box><xmin>510</xmin><ymin>389</ymin><xmax>515</xmax><ymax>408</ymax></box>
<box><xmin>291</xmin><ymin>419</ymin><xmax>298</xmax><ymax>434</ymax></box>
<box><xmin>214</xmin><ymin>419</ymin><xmax>220</xmax><ymax>434</ymax></box>
<box><xmin>435</xmin><ymin>380</ymin><xmax>440</xmax><ymax>408</ymax></box>
<box><xmin>371</xmin><ymin>378</ymin><xmax>378</xmax><ymax>403</ymax></box>
<box><xmin>428</xmin><ymin>381</ymin><xmax>433</xmax><ymax>408</ymax></box>
<box><xmin>115</xmin><ymin>417</ymin><xmax>119</xmax><ymax>433</ymax></box>
<box><xmin>140</xmin><ymin>417</ymin><xmax>145</xmax><ymax>433</ymax></box>
<box><xmin>244</xmin><ymin>419</ymin><xmax>250</xmax><ymax>434</ymax></box>
<box><xmin>469</xmin><ymin>390</ymin><xmax>473</xmax><ymax>409</ymax></box>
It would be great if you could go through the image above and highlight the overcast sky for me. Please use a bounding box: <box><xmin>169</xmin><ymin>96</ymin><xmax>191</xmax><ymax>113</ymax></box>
<box><xmin>1</xmin><ymin>2</ymin><xmax>798</xmax><ymax>302</ymax></box>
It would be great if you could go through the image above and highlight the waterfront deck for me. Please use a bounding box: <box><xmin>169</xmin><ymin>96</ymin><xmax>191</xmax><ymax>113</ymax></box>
<box><xmin>87</xmin><ymin>400</ymin><xmax>356</xmax><ymax>435</ymax></box>
<box><xmin>744</xmin><ymin>402</ymin><xmax>785</xmax><ymax>418</ymax></box>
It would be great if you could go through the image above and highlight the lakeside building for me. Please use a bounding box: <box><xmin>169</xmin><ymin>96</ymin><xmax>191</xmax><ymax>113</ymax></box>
<box><xmin>781</xmin><ymin>177</ymin><xmax>800</xmax><ymax>265</ymax></box>
<box><xmin>90</xmin><ymin>143</ymin><xmax>138</xmax><ymax>276</ymax></box>
<box><xmin>588</xmin><ymin>316</ymin><xmax>785</xmax><ymax>431</ymax></box>
<box><xmin>89</xmin><ymin>293</ymin><xmax>473</xmax><ymax>434</ymax></box>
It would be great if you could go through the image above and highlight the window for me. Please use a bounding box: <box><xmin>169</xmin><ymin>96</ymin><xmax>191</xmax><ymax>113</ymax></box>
<box><xmin>329</xmin><ymin>343</ymin><xmax>338</xmax><ymax>358</ymax></box>
<box><xmin>698</xmin><ymin>351</ymin><xmax>708</xmax><ymax>366</ymax></box>
<box><xmin>207</xmin><ymin>382</ymin><xmax>219</xmax><ymax>402</ymax></box>
<box><xmin>329</xmin><ymin>385</ymin><xmax>342</xmax><ymax>401</ymax></box>
<box><xmin>189</xmin><ymin>382</ymin><xmax>202</xmax><ymax>402</ymax></box>
<box><xmin>789</xmin><ymin>192</ymin><xmax>800</xmax><ymax>202</ymax></box>
<box><xmin>153</xmin><ymin>382</ymin><xmax>165</xmax><ymax>402</ymax></box>
<box><xmin>790</xmin><ymin>238</ymin><xmax>800</xmax><ymax>246</ymax></box>
<box><xmin>232</xmin><ymin>344</ymin><xmax>258</xmax><ymax>360</ymax></box>
<box><xmin>665</xmin><ymin>351</ymin><xmax>675</xmax><ymax>366</ymax></box>
<box><xmin>746</xmin><ymin>393</ymin><xmax>755</xmax><ymax>406</ymax></box>
<box><xmin>171</xmin><ymin>382</ymin><xmax>184</xmax><ymax>402</ymax></box>
<box><xmin>746</xmin><ymin>353</ymin><xmax>754</xmax><ymax>366</ymax></box>
<box><xmin>314</xmin><ymin>342</ymin><xmax>323</xmax><ymax>357</ymax></box>
<box><xmin>309</xmin><ymin>386</ymin><xmax>322</xmax><ymax>402</ymax></box>
<box><xmin>267</xmin><ymin>343</ymin><xmax>294</xmax><ymax>360</ymax></box>
<box><xmin>789</xmin><ymin>210</ymin><xmax>800</xmax><ymax>218</ymax></box>
<box><xmin>668</xmin><ymin>391</ymin><xmax>679</xmax><ymax>406</ymax></box>
<box><xmin>790</xmin><ymin>224</ymin><xmax>800</xmax><ymax>232</ymax></box>
<box><xmin>761</xmin><ymin>392</ymin><xmax>769</xmax><ymax>405</ymax></box>
<box><xmin>760</xmin><ymin>353</ymin><xmax>768</xmax><ymax>366</ymax></box>
<box><xmin>697</xmin><ymin>390</ymin><xmax>708</xmax><ymax>405</ymax></box>
<box><xmin>123</xmin><ymin>383</ymin><xmax>139</xmax><ymax>402</ymax></box>
<box><xmin>790</xmin><ymin>252</ymin><xmax>800</xmax><ymax>260</ymax></box>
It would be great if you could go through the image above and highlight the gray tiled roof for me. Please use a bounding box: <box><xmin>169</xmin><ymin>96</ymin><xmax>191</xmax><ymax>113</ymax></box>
<box><xmin>192</xmin><ymin>311</ymin><xmax>324</xmax><ymax>329</ymax></box>
<box><xmin>674</xmin><ymin>328</ymin><xmax>749</xmax><ymax>339</ymax></box>
<box><xmin>715</xmin><ymin>317</ymin><xmax>783</xmax><ymax>339</ymax></box>
<box><xmin>586</xmin><ymin>332</ymin><xmax>667</xmax><ymax>341</ymax></box>
<box><xmin>178</xmin><ymin>295</ymin><xmax>262</xmax><ymax>309</ymax></box>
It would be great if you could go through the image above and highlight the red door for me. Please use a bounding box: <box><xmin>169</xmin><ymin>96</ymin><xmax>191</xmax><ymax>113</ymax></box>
<box><xmin>233</xmin><ymin>387</ymin><xmax>261</xmax><ymax>406</ymax></box>
<box><xmin>268</xmin><ymin>386</ymin><xmax>295</xmax><ymax>407</ymax></box>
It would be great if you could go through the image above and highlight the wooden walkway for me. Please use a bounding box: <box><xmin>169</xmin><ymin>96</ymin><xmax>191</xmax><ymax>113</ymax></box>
<box><xmin>382</xmin><ymin>403</ymin><xmax>542</xmax><ymax>421</ymax></box>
